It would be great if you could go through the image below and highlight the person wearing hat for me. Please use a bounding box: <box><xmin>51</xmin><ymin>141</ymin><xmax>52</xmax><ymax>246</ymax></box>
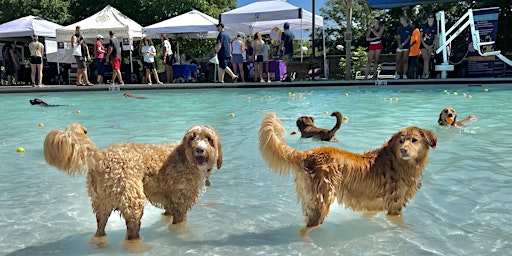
<box><xmin>420</xmin><ymin>14</ymin><xmax>438</xmax><ymax>79</ymax></box>
<box><xmin>94</xmin><ymin>35</ymin><xmax>106</xmax><ymax>84</ymax></box>
<box><xmin>278</xmin><ymin>22</ymin><xmax>294</xmax><ymax>81</ymax></box>
<box><xmin>214</xmin><ymin>23</ymin><xmax>238</xmax><ymax>83</ymax></box>
<box><xmin>28</xmin><ymin>34</ymin><xmax>45</xmax><ymax>87</ymax></box>
<box><xmin>231</xmin><ymin>34</ymin><xmax>245</xmax><ymax>82</ymax></box>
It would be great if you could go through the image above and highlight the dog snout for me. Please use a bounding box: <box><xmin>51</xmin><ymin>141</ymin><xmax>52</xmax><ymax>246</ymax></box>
<box><xmin>447</xmin><ymin>113</ymin><xmax>453</xmax><ymax>117</ymax></box>
<box><xmin>400</xmin><ymin>148</ymin><xmax>408</xmax><ymax>155</ymax></box>
<box><xmin>196</xmin><ymin>146</ymin><xmax>205</xmax><ymax>155</ymax></box>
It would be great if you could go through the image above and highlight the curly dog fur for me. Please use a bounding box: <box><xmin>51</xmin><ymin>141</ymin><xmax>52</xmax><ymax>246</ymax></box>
<box><xmin>259</xmin><ymin>113</ymin><xmax>437</xmax><ymax>237</ymax></box>
<box><xmin>296</xmin><ymin>111</ymin><xmax>342</xmax><ymax>142</ymax></box>
<box><xmin>44</xmin><ymin>123</ymin><xmax>222</xmax><ymax>248</ymax></box>
<box><xmin>438</xmin><ymin>107</ymin><xmax>476</xmax><ymax>126</ymax></box>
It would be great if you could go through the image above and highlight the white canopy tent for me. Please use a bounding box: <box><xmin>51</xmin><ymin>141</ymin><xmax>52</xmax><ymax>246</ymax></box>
<box><xmin>56</xmin><ymin>5</ymin><xmax>142</xmax><ymax>43</ymax></box>
<box><xmin>219</xmin><ymin>0</ymin><xmax>323</xmax><ymax>35</ymax></box>
<box><xmin>0</xmin><ymin>15</ymin><xmax>65</xmax><ymax>63</ymax></box>
<box><xmin>56</xmin><ymin>5</ymin><xmax>143</xmax><ymax>73</ymax></box>
<box><xmin>219</xmin><ymin>0</ymin><xmax>327</xmax><ymax>77</ymax></box>
<box><xmin>0</xmin><ymin>15</ymin><xmax>61</xmax><ymax>39</ymax></box>
<box><xmin>143</xmin><ymin>10</ymin><xmax>240</xmax><ymax>63</ymax></box>
<box><xmin>144</xmin><ymin>10</ymin><xmax>221</xmax><ymax>39</ymax></box>
<box><xmin>144</xmin><ymin>9</ymin><xmax>220</xmax><ymax>63</ymax></box>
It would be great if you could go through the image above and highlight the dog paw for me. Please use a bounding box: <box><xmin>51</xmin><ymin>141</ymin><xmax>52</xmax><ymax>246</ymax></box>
<box><xmin>121</xmin><ymin>238</ymin><xmax>151</xmax><ymax>253</ymax></box>
<box><xmin>88</xmin><ymin>235</ymin><xmax>109</xmax><ymax>248</ymax></box>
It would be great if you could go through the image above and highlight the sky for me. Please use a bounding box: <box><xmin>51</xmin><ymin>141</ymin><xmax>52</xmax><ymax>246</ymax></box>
<box><xmin>236</xmin><ymin>0</ymin><xmax>328</xmax><ymax>14</ymax></box>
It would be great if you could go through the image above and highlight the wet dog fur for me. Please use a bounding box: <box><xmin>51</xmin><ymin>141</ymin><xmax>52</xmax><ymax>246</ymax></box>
<box><xmin>296</xmin><ymin>111</ymin><xmax>342</xmax><ymax>142</ymax></box>
<box><xmin>259</xmin><ymin>113</ymin><xmax>437</xmax><ymax>238</ymax></box>
<box><xmin>43</xmin><ymin>123</ymin><xmax>222</xmax><ymax>250</ymax></box>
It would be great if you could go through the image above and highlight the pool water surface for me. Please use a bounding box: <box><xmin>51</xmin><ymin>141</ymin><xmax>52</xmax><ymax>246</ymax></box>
<box><xmin>0</xmin><ymin>86</ymin><xmax>511</xmax><ymax>255</ymax></box>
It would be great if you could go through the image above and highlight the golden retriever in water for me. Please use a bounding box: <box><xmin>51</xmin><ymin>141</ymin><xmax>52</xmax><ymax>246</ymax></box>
<box><xmin>438</xmin><ymin>107</ymin><xmax>477</xmax><ymax>126</ymax></box>
<box><xmin>44</xmin><ymin>123</ymin><xmax>222</xmax><ymax>250</ymax></box>
<box><xmin>296</xmin><ymin>111</ymin><xmax>342</xmax><ymax>142</ymax></box>
<box><xmin>259</xmin><ymin>113</ymin><xmax>437</xmax><ymax>238</ymax></box>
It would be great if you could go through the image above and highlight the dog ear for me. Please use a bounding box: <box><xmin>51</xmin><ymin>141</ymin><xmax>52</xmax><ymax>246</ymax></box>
<box><xmin>421</xmin><ymin>129</ymin><xmax>437</xmax><ymax>149</ymax></box>
<box><xmin>438</xmin><ymin>112</ymin><xmax>444</xmax><ymax>125</ymax></box>
<box><xmin>216</xmin><ymin>140</ymin><xmax>223</xmax><ymax>169</ymax></box>
<box><xmin>296</xmin><ymin>118</ymin><xmax>302</xmax><ymax>128</ymax></box>
<box><xmin>206</xmin><ymin>126</ymin><xmax>222</xmax><ymax>169</ymax></box>
<box><xmin>309</xmin><ymin>116</ymin><xmax>314</xmax><ymax>123</ymax></box>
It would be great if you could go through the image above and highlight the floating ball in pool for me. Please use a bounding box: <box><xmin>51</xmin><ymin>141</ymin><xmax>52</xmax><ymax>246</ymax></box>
<box><xmin>17</xmin><ymin>147</ymin><xmax>25</xmax><ymax>153</ymax></box>
<box><xmin>38</xmin><ymin>123</ymin><xmax>44</xmax><ymax>127</ymax></box>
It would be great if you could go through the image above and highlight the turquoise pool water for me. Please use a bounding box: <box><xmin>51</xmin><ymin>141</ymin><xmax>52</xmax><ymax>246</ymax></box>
<box><xmin>0</xmin><ymin>86</ymin><xmax>511</xmax><ymax>255</ymax></box>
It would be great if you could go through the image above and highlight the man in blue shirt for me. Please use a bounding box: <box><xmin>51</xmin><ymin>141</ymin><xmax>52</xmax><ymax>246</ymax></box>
<box><xmin>214</xmin><ymin>23</ymin><xmax>238</xmax><ymax>83</ymax></box>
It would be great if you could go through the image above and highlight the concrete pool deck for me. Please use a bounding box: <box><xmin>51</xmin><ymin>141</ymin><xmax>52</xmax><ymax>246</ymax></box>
<box><xmin>1</xmin><ymin>77</ymin><xmax>511</xmax><ymax>93</ymax></box>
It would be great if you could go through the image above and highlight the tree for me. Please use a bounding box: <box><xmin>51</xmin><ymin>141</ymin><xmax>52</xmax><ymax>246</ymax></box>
<box><xmin>0</xmin><ymin>0</ymin><xmax>70</xmax><ymax>24</ymax></box>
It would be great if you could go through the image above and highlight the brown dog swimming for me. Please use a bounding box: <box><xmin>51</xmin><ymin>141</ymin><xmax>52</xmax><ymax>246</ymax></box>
<box><xmin>296</xmin><ymin>111</ymin><xmax>342</xmax><ymax>142</ymax></box>
<box><xmin>438</xmin><ymin>107</ymin><xmax>476</xmax><ymax>126</ymax></box>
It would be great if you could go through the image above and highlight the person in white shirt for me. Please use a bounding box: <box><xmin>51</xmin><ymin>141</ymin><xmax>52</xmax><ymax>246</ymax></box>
<box><xmin>141</xmin><ymin>37</ymin><xmax>163</xmax><ymax>85</ymax></box>
<box><xmin>231</xmin><ymin>35</ymin><xmax>245</xmax><ymax>82</ymax></box>
<box><xmin>160</xmin><ymin>34</ymin><xmax>173</xmax><ymax>83</ymax></box>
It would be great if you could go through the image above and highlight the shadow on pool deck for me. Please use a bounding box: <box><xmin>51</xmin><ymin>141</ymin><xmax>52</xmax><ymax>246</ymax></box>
<box><xmin>1</xmin><ymin>78</ymin><xmax>511</xmax><ymax>93</ymax></box>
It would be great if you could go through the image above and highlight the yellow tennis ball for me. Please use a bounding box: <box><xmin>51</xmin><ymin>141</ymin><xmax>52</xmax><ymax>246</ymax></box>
<box><xmin>17</xmin><ymin>147</ymin><xmax>25</xmax><ymax>153</ymax></box>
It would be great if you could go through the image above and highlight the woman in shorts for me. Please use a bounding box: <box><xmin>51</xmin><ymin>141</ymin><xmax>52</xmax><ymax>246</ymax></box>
<box><xmin>141</xmin><ymin>37</ymin><xmax>163</xmax><ymax>85</ymax></box>
<box><xmin>28</xmin><ymin>34</ymin><xmax>44</xmax><ymax>87</ymax></box>
<box><xmin>364</xmin><ymin>17</ymin><xmax>385</xmax><ymax>79</ymax></box>
<box><xmin>231</xmin><ymin>35</ymin><xmax>245</xmax><ymax>82</ymax></box>
<box><xmin>252</xmin><ymin>32</ymin><xmax>265</xmax><ymax>83</ymax></box>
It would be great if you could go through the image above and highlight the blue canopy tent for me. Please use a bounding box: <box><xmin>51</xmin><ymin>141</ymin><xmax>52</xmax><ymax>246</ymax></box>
<box><xmin>365</xmin><ymin>0</ymin><xmax>457</xmax><ymax>9</ymax></box>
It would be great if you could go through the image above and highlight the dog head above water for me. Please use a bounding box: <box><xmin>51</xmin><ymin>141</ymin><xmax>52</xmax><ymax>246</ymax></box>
<box><xmin>388</xmin><ymin>126</ymin><xmax>437</xmax><ymax>161</ymax></box>
<box><xmin>296</xmin><ymin>116</ymin><xmax>315</xmax><ymax>132</ymax></box>
<box><xmin>438</xmin><ymin>107</ymin><xmax>457</xmax><ymax>126</ymax></box>
<box><xmin>183</xmin><ymin>126</ymin><xmax>223</xmax><ymax>177</ymax></box>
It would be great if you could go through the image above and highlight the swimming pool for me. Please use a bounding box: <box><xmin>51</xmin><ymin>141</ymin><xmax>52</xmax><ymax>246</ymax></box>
<box><xmin>0</xmin><ymin>86</ymin><xmax>511</xmax><ymax>255</ymax></box>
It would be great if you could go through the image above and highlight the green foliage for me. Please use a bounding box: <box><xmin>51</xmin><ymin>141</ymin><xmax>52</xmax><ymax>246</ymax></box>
<box><xmin>321</xmin><ymin>0</ymin><xmax>511</xmax><ymax>56</ymax></box>
<box><xmin>0</xmin><ymin>0</ymin><xmax>70</xmax><ymax>24</ymax></box>
<box><xmin>338</xmin><ymin>46</ymin><xmax>367</xmax><ymax>79</ymax></box>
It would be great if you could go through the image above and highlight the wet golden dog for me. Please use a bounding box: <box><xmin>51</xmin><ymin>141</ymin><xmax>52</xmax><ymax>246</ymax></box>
<box><xmin>44</xmin><ymin>123</ymin><xmax>222</xmax><ymax>250</ymax></box>
<box><xmin>438</xmin><ymin>107</ymin><xmax>476</xmax><ymax>126</ymax></box>
<box><xmin>296</xmin><ymin>111</ymin><xmax>342</xmax><ymax>142</ymax></box>
<box><xmin>259</xmin><ymin>113</ymin><xmax>437</xmax><ymax>238</ymax></box>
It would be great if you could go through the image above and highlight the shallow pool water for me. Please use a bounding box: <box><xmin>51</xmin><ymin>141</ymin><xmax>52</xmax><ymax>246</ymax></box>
<box><xmin>0</xmin><ymin>86</ymin><xmax>511</xmax><ymax>255</ymax></box>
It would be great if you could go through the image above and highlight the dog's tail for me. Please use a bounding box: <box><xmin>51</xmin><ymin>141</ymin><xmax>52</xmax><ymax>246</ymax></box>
<box><xmin>330</xmin><ymin>111</ymin><xmax>342</xmax><ymax>134</ymax></box>
<box><xmin>259</xmin><ymin>113</ymin><xmax>303</xmax><ymax>177</ymax></box>
<box><xmin>43</xmin><ymin>123</ymin><xmax>99</xmax><ymax>175</ymax></box>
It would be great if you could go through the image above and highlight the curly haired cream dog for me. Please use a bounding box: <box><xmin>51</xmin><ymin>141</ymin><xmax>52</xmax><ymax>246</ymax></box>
<box><xmin>44</xmin><ymin>123</ymin><xmax>222</xmax><ymax>250</ymax></box>
<box><xmin>259</xmin><ymin>113</ymin><xmax>437</xmax><ymax>238</ymax></box>
<box><xmin>438</xmin><ymin>107</ymin><xmax>477</xmax><ymax>126</ymax></box>
<box><xmin>296</xmin><ymin>111</ymin><xmax>342</xmax><ymax>142</ymax></box>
